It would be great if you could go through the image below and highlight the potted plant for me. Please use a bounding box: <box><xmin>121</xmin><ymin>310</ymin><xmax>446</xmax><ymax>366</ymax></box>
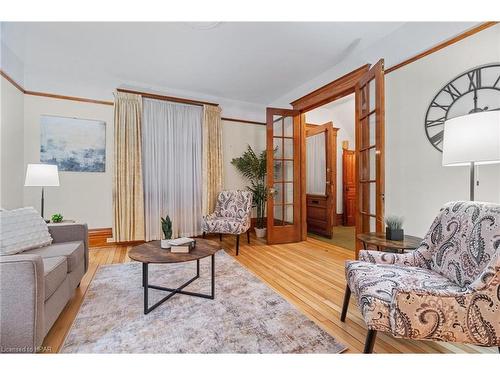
<box><xmin>51</xmin><ymin>213</ymin><xmax>63</xmax><ymax>223</ymax></box>
<box><xmin>231</xmin><ymin>145</ymin><xmax>268</xmax><ymax>238</ymax></box>
<box><xmin>161</xmin><ymin>215</ymin><xmax>172</xmax><ymax>248</ymax></box>
<box><xmin>385</xmin><ymin>215</ymin><xmax>404</xmax><ymax>241</ymax></box>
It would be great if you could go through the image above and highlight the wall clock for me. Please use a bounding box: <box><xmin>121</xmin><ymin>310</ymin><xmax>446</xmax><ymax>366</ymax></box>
<box><xmin>424</xmin><ymin>63</ymin><xmax>500</xmax><ymax>152</ymax></box>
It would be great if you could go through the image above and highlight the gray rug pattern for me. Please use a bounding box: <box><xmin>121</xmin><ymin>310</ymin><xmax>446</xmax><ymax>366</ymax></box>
<box><xmin>62</xmin><ymin>251</ymin><xmax>346</xmax><ymax>353</ymax></box>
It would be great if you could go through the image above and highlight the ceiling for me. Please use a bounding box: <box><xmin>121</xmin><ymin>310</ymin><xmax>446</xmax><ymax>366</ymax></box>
<box><xmin>0</xmin><ymin>22</ymin><xmax>477</xmax><ymax>105</ymax></box>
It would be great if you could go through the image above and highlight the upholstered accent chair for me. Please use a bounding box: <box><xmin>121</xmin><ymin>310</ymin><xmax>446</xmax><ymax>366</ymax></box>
<box><xmin>341</xmin><ymin>201</ymin><xmax>500</xmax><ymax>353</ymax></box>
<box><xmin>202</xmin><ymin>190</ymin><xmax>253</xmax><ymax>256</ymax></box>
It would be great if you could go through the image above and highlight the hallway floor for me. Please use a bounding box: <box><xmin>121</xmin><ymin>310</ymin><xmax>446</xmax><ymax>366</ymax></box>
<box><xmin>308</xmin><ymin>225</ymin><xmax>356</xmax><ymax>250</ymax></box>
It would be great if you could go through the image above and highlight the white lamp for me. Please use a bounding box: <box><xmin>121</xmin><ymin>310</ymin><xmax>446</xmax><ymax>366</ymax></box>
<box><xmin>24</xmin><ymin>164</ymin><xmax>60</xmax><ymax>220</ymax></box>
<box><xmin>442</xmin><ymin>110</ymin><xmax>500</xmax><ymax>201</ymax></box>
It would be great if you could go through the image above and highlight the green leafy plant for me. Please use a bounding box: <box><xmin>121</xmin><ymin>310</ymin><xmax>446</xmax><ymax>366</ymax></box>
<box><xmin>231</xmin><ymin>145</ymin><xmax>268</xmax><ymax>229</ymax></box>
<box><xmin>161</xmin><ymin>215</ymin><xmax>172</xmax><ymax>240</ymax></box>
<box><xmin>51</xmin><ymin>213</ymin><xmax>63</xmax><ymax>223</ymax></box>
<box><xmin>385</xmin><ymin>215</ymin><xmax>404</xmax><ymax>230</ymax></box>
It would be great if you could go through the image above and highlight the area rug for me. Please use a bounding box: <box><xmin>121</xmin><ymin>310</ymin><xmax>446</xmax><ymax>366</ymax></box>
<box><xmin>62</xmin><ymin>251</ymin><xmax>346</xmax><ymax>353</ymax></box>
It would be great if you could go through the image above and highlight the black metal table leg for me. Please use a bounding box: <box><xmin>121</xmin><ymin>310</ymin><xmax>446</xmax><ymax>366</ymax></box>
<box><xmin>142</xmin><ymin>256</ymin><xmax>215</xmax><ymax>315</ymax></box>
<box><xmin>143</xmin><ymin>263</ymin><xmax>148</xmax><ymax>314</ymax></box>
<box><xmin>211</xmin><ymin>254</ymin><xmax>215</xmax><ymax>299</ymax></box>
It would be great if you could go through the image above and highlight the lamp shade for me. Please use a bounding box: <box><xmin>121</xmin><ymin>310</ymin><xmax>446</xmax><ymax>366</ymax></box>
<box><xmin>24</xmin><ymin>164</ymin><xmax>60</xmax><ymax>186</ymax></box>
<box><xmin>442</xmin><ymin>111</ymin><xmax>500</xmax><ymax>166</ymax></box>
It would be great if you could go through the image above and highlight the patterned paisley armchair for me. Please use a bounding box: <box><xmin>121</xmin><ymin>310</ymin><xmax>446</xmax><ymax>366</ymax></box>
<box><xmin>340</xmin><ymin>201</ymin><xmax>500</xmax><ymax>353</ymax></box>
<box><xmin>202</xmin><ymin>190</ymin><xmax>253</xmax><ymax>256</ymax></box>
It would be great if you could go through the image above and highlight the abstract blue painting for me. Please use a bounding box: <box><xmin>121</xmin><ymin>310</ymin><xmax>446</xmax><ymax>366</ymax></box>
<box><xmin>40</xmin><ymin>115</ymin><xmax>106</xmax><ymax>172</ymax></box>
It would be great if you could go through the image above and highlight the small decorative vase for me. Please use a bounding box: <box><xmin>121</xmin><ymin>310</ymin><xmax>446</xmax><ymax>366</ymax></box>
<box><xmin>386</xmin><ymin>228</ymin><xmax>404</xmax><ymax>241</ymax></box>
<box><xmin>160</xmin><ymin>239</ymin><xmax>171</xmax><ymax>249</ymax></box>
<box><xmin>255</xmin><ymin>227</ymin><xmax>266</xmax><ymax>238</ymax></box>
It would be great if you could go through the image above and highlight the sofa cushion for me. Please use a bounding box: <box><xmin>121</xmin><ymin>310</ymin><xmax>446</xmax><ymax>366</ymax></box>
<box><xmin>0</xmin><ymin>207</ymin><xmax>52</xmax><ymax>255</ymax></box>
<box><xmin>43</xmin><ymin>256</ymin><xmax>67</xmax><ymax>301</ymax></box>
<box><xmin>345</xmin><ymin>260</ymin><xmax>466</xmax><ymax>330</ymax></box>
<box><xmin>25</xmin><ymin>241</ymin><xmax>84</xmax><ymax>273</ymax></box>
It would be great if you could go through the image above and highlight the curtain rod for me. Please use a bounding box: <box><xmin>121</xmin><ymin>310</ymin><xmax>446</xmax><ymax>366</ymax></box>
<box><xmin>116</xmin><ymin>88</ymin><xmax>219</xmax><ymax>107</ymax></box>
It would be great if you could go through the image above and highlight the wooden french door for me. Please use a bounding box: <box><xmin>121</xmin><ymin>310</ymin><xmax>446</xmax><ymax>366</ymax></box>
<box><xmin>266</xmin><ymin>108</ymin><xmax>303</xmax><ymax>244</ymax></box>
<box><xmin>305</xmin><ymin>122</ymin><xmax>337</xmax><ymax>238</ymax></box>
<box><xmin>342</xmin><ymin>148</ymin><xmax>356</xmax><ymax>226</ymax></box>
<box><xmin>354</xmin><ymin>59</ymin><xmax>385</xmax><ymax>257</ymax></box>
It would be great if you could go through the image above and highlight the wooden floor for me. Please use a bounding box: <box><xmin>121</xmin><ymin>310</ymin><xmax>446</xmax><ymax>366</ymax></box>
<box><xmin>42</xmin><ymin>233</ymin><xmax>495</xmax><ymax>354</ymax></box>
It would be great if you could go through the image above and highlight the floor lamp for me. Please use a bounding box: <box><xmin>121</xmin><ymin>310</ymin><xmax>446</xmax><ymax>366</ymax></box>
<box><xmin>24</xmin><ymin>164</ymin><xmax>60</xmax><ymax>220</ymax></box>
<box><xmin>442</xmin><ymin>110</ymin><xmax>500</xmax><ymax>201</ymax></box>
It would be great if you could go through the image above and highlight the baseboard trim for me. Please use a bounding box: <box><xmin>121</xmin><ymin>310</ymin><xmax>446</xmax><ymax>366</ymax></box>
<box><xmin>89</xmin><ymin>221</ymin><xmax>267</xmax><ymax>248</ymax></box>
<box><xmin>88</xmin><ymin>228</ymin><xmax>113</xmax><ymax>247</ymax></box>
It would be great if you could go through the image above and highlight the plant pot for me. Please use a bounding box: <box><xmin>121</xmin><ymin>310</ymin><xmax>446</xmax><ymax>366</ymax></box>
<box><xmin>160</xmin><ymin>239</ymin><xmax>171</xmax><ymax>249</ymax></box>
<box><xmin>254</xmin><ymin>227</ymin><xmax>267</xmax><ymax>238</ymax></box>
<box><xmin>386</xmin><ymin>228</ymin><xmax>404</xmax><ymax>241</ymax></box>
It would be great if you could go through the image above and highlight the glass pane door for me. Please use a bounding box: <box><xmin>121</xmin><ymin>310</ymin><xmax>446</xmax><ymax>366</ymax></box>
<box><xmin>355</xmin><ymin>59</ymin><xmax>385</xmax><ymax>257</ymax></box>
<box><xmin>266</xmin><ymin>108</ymin><xmax>302</xmax><ymax>244</ymax></box>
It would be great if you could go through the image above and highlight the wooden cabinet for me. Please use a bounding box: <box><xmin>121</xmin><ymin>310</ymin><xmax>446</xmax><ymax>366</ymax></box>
<box><xmin>306</xmin><ymin>194</ymin><xmax>331</xmax><ymax>238</ymax></box>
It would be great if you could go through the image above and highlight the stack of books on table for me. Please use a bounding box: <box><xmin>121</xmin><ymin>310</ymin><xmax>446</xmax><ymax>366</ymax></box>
<box><xmin>169</xmin><ymin>237</ymin><xmax>196</xmax><ymax>253</ymax></box>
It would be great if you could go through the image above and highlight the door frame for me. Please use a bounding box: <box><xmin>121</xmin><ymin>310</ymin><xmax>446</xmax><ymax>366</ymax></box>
<box><xmin>290</xmin><ymin>63</ymin><xmax>384</xmax><ymax>249</ymax></box>
<box><xmin>305</xmin><ymin>122</ymin><xmax>338</xmax><ymax>237</ymax></box>
<box><xmin>342</xmin><ymin>148</ymin><xmax>356</xmax><ymax>226</ymax></box>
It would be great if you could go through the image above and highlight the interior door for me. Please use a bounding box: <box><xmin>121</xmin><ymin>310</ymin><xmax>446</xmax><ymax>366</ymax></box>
<box><xmin>305</xmin><ymin>122</ymin><xmax>337</xmax><ymax>238</ymax></box>
<box><xmin>266</xmin><ymin>108</ymin><xmax>302</xmax><ymax>244</ymax></box>
<box><xmin>342</xmin><ymin>148</ymin><xmax>356</xmax><ymax>226</ymax></box>
<box><xmin>354</xmin><ymin>59</ymin><xmax>385</xmax><ymax>257</ymax></box>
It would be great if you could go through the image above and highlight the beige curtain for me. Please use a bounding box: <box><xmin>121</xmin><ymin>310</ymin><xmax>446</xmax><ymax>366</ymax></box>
<box><xmin>202</xmin><ymin>105</ymin><xmax>223</xmax><ymax>215</ymax></box>
<box><xmin>113</xmin><ymin>92</ymin><xmax>145</xmax><ymax>241</ymax></box>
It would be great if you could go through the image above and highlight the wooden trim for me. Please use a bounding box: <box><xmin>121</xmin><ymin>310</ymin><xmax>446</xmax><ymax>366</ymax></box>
<box><xmin>291</xmin><ymin>64</ymin><xmax>370</xmax><ymax>112</ymax></box>
<box><xmin>89</xmin><ymin>227</ymin><xmax>148</xmax><ymax>247</ymax></box>
<box><xmin>221</xmin><ymin>117</ymin><xmax>266</xmax><ymax>126</ymax></box>
<box><xmin>1</xmin><ymin>70</ymin><xmax>114</xmax><ymax>105</ymax></box>
<box><xmin>24</xmin><ymin>90</ymin><xmax>113</xmax><ymax>106</ymax></box>
<box><xmin>116</xmin><ymin>88</ymin><xmax>218</xmax><ymax>107</ymax></box>
<box><xmin>0</xmin><ymin>69</ymin><xmax>25</xmax><ymax>93</ymax></box>
<box><xmin>88</xmin><ymin>228</ymin><xmax>113</xmax><ymax>247</ymax></box>
<box><xmin>305</xmin><ymin>121</ymin><xmax>339</xmax><ymax>137</ymax></box>
<box><xmin>385</xmin><ymin>22</ymin><xmax>498</xmax><ymax>74</ymax></box>
<box><xmin>335</xmin><ymin>213</ymin><xmax>344</xmax><ymax>226</ymax></box>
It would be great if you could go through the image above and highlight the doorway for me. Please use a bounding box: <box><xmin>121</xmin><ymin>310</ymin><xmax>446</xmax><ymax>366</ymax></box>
<box><xmin>304</xmin><ymin>95</ymin><xmax>356</xmax><ymax>251</ymax></box>
<box><xmin>265</xmin><ymin>60</ymin><xmax>385</xmax><ymax>258</ymax></box>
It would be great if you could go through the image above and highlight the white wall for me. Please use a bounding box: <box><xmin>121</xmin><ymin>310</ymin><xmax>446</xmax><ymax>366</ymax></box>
<box><xmin>222</xmin><ymin>120</ymin><xmax>266</xmax><ymax>191</ymax></box>
<box><xmin>305</xmin><ymin>94</ymin><xmax>355</xmax><ymax>214</ymax></box>
<box><xmin>0</xmin><ymin>75</ymin><xmax>24</xmax><ymax>209</ymax></box>
<box><xmin>23</xmin><ymin>96</ymin><xmax>114</xmax><ymax>228</ymax></box>
<box><xmin>15</xmin><ymin>100</ymin><xmax>264</xmax><ymax>229</ymax></box>
<box><xmin>385</xmin><ymin>24</ymin><xmax>500</xmax><ymax>236</ymax></box>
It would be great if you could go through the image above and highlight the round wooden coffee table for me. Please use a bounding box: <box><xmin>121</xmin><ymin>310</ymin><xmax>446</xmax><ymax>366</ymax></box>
<box><xmin>129</xmin><ymin>239</ymin><xmax>220</xmax><ymax>314</ymax></box>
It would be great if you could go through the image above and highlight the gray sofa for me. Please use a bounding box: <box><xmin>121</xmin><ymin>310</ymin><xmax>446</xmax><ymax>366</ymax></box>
<box><xmin>0</xmin><ymin>223</ymin><xmax>88</xmax><ymax>353</ymax></box>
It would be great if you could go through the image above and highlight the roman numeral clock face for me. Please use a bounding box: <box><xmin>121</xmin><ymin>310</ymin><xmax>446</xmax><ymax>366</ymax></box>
<box><xmin>425</xmin><ymin>63</ymin><xmax>500</xmax><ymax>152</ymax></box>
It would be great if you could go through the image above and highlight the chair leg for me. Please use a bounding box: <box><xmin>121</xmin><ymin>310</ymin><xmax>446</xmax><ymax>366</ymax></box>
<box><xmin>247</xmin><ymin>230</ymin><xmax>250</xmax><ymax>244</ymax></box>
<box><xmin>219</xmin><ymin>233</ymin><xmax>222</xmax><ymax>241</ymax></box>
<box><xmin>340</xmin><ymin>285</ymin><xmax>351</xmax><ymax>322</ymax></box>
<box><xmin>236</xmin><ymin>234</ymin><xmax>240</xmax><ymax>256</ymax></box>
<box><xmin>202</xmin><ymin>232</ymin><xmax>206</xmax><ymax>238</ymax></box>
<box><xmin>363</xmin><ymin>330</ymin><xmax>377</xmax><ymax>353</ymax></box>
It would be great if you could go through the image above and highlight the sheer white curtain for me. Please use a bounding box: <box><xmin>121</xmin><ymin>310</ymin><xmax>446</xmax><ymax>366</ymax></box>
<box><xmin>142</xmin><ymin>98</ymin><xmax>203</xmax><ymax>240</ymax></box>
<box><xmin>306</xmin><ymin>133</ymin><xmax>326</xmax><ymax>195</ymax></box>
